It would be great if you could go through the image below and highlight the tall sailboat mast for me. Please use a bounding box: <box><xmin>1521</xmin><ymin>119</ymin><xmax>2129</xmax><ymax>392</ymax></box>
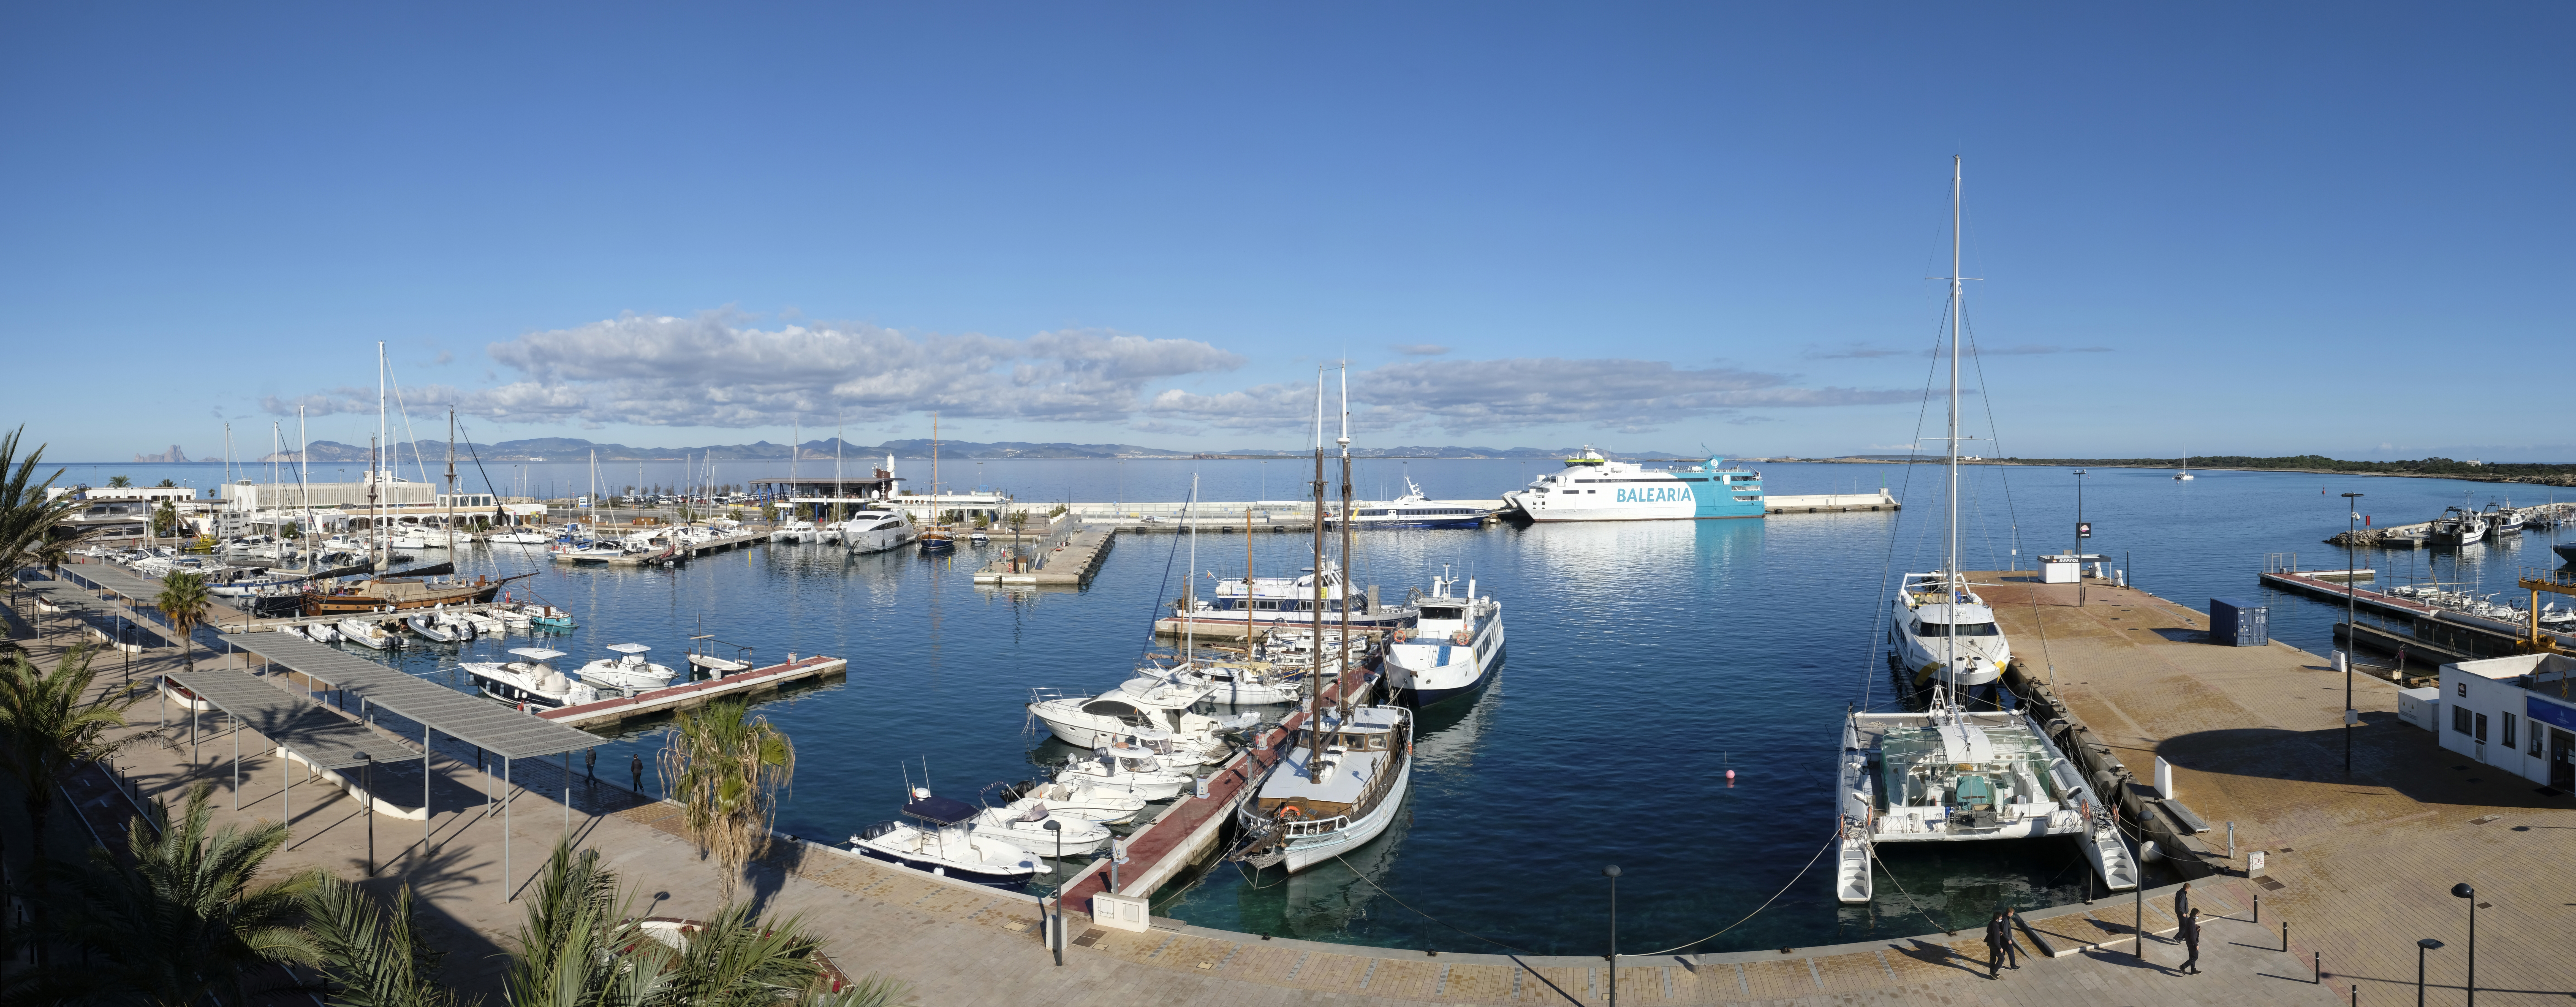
<box><xmin>1945</xmin><ymin>156</ymin><xmax>1964</xmax><ymax>675</ymax></box>
<box><xmin>376</xmin><ymin>341</ymin><xmax>388</xmax><ymax>570</ymax></box>
<box><xmin>1306</xmin><ymin>370</ymin><xmax>1328</xmax><ymax>782</ymax></box>
<box><xmin>1336</xmin><ymin>365</ymin><xmax>1354</xmax><ymax>717</ymax></box>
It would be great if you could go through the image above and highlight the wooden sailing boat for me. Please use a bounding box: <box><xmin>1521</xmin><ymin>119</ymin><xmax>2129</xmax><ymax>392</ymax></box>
<box><xmin>918</xmin><ymin>412</ymin><xmax>955</xmax><ymax>551</ymax></box>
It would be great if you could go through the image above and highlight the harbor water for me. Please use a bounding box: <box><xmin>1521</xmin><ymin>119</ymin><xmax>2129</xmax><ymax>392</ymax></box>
<box><xmin>121</xmin><ymin>456</ymin><xmax>2569</xmax><ymax>955</ymax></box>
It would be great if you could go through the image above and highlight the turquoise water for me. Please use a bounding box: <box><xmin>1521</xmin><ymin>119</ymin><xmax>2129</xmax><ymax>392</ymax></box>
<box><xmin>146</xmin><ymin>456</ymin><xmax>2568</xmax><ymax>955</ymax></box>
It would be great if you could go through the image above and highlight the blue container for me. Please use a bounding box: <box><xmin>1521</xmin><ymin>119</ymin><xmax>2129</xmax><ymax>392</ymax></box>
<box><xmin>2210</xmin><ymin>597</ymin><xmax>2268</xmax><ymax>646</ymax></box>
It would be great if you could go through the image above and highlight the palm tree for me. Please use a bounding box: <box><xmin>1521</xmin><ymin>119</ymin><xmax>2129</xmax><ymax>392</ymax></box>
<box><xmin>0</xmin><ymin>426</ymin><xmax>88</xmax><ymax>585</ymax></box>
<box><xmin>107</xmin><ymin>475</ymin><xmax>132</xmax><ymax>488</ymax></box>
<box><xmin>0</xmin><ymin>643</ymin><xmax>148</xmax><ymax>867</ymax></box>
<box><xmin>11</xmin><ymin>782</ymin><xmax>318</xmax><ymax>1007</ymax></box>
<box><xmin>300</xmin><ymin>875</ymin><xmax>475</xmax><ymax>1007</ymax></box>
<box><xmin>657</xmin><ymin>698</ymin><xmax>795</xmax><ymax>904</ymax></box>
<box><xmin>154</xmin><ymin>570</ymin><xmax>212</xmax><ymax>673</ymax></box>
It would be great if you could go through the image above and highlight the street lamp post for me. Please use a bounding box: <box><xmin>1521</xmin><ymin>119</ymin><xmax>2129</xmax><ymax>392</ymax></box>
<box><xmin>2072</xmin><ymin>470</ymin><xmax>2090</xmax><ymax>607</ymax></box>
<box><xmin>1044</xmin><ymin>819</ymin><xmax>1064</xmax><ymax>967</ymax></box>
<box><xmin>2343</xmin><ymin>492</ymin><xmax>2363</xmax><ymax>775</ymax></box>
<box><xmin>2452</xmin><ymin>884</ymin><xmax>2476</xmax><ymax>1006</ymax></box>
<box><xmin>1604</xmin><ymin>864</ymin><xmax>1621</xmax><ymax>1007</ymax></box>
<box><xmin>2416</xmin><ymin>938</ymin><xmax>2443</xmax><ymax>1007</ymax></box>
<box><xmin>357</xmin><ymin>751</ymin><xmax>374</xmax><ymax>875</ymax></box>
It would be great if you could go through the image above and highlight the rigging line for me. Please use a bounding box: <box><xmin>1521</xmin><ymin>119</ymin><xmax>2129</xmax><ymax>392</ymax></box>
<box><xmin>1959</xmin><ymin>309</ymin><xmax>2061</xmax><ymax>701</ymax></box>
<box><xmin>1866</xmin><ymin>847</ymin><xmax>1950</xmax><ymax>937</ymax></box>
<box><xmin>1864</xmin><ymin>296</ymin><xmax>1956</xmax><ymax>710</ymax></box>
<box><xmin>1328</xmin><ymin>853</ymin><xmax>1547</xmax><ymax>956</ymax></box>
<box><xmin>1628</xmin><ymin>829</ymin><xmax>1839</xmax><ymax>957</ymax></box>
<box><xmin>384</xmin><ymin>364</ymin><xmax>433</xmax><ymax>486</ymax></box>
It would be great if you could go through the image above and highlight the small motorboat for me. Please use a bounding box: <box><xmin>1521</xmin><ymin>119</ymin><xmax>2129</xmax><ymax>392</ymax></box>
<box><xmin>967</xmin><ymin>794</ymin><xmax>1113</xmax><ymax>857</ymax></box>
<box><xmin>991</xmin><ymin>778</ymin><xmax>1150</xmax><ymax>826</ymax></box>
<box><xmin>486</xmin><ymin>528</ymin><xmax>553</xmax><ymax>545</ymax></box>
<box><xmin>404</xmin><ymin>613</ymin><xmax>467</xmax><ymax>643</ymax></box>
<box><xmin>577</xmin><ymin>643</ymin><xmax>678</xmax><ymax>693</ymax></box>
<box><xmin>338</xmin><ymin>619</ymin><xmax>401</xmax><ymax>650</ymax></box>
<box><xmin>968</xmin><ymin>530</ymin><xmax>989</xmax><ymax>545</ymax></box>
<box><xmin>461</xmin><ymin>648</ymin><xmax>593</xmax><ymax>708</ymax></box>
<box><xmin>306</xmin><ymin>622</ymin><xmax>342</xmax><ymax>644</ymax></box>
<box><xmin>842</xmin><ymin>791</ymin><xmax>1042</xmax><ymax>889</ymax></box>
<box><xmin>1053</xmin><ymin>745</ymin><xmax>1195</xmax><ymax>801</ymax></box>
<box><xmin>273</xmin><ymin>624</ymin><xmax>310</xmax><ymax>641</ymax></box>
<box><xmin>917</xmin><ymin>529</ymin><xmax>955</xmax><ymax>553</ymax></box>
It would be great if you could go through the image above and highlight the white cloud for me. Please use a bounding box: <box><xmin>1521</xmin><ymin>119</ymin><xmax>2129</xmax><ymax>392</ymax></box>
<box><xmin>1148</xmin><ymin>357</ymin><xmax>1915</xmax><ymax>436</ymax></box>
<box><xmin>1391</xmin><ymin>344</ymin><xmax>1451</xmax><ymax>356</ymax></box>
<box><xmin>1806</xmin><ymin>342</ymin><xmax>2114</xmax><ymax>359</ymax></box>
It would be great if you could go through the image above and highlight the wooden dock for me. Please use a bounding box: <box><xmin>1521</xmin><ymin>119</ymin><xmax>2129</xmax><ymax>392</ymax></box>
<box><xmin>536</xmin><ymin>654</ymin><xmax>848</xmax><ymax>728</ymax></box>
<box><xmin>2258</xmin><ymin>567</ymin><xmax>2574</xmax><ymax>654</ymax></box>
<box><xmin>971</xmin><ymin>526</ymin><xmax>1116</xmax><ymax>588</ymax></box>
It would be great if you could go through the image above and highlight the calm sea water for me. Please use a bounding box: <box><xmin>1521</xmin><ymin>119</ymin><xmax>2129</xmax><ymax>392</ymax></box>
<box><xmin>120</xmin><ymin>456</ymin><xmax>2568</xmax><ymax>955</ymax></box>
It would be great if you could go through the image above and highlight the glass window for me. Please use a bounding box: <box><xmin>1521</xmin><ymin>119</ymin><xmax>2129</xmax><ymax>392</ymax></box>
<box><xmin>1918</xmin><ymin>621</ymin><xmax>2002</xmax><ymax>637</ymax></box>
<box><xmin>2533</xmin><ymin>727</ymin><xmax>2546</xmax><ymax>757</ymax></box>
<box><xmin>2453</xmin><ymin>706</ymin><xmax>2471</xmax><ymax>734</ymax></box>
<box><xmin>2504</xmin><ymin>713</ymin><xmax>2517</xmax><ymax>750</ymax></box>
<box><xmin>2476</xmin><ymin>713</ymin><xmax>2489</xmax><ymax>744</ymax></box>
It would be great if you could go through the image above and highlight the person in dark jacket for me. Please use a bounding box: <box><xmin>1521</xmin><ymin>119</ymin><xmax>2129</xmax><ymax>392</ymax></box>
<box><xmin>2173</xmin><ymin>882</ymin><xmax>2192</xmax><ymax>926</ymax></box>
<box><xmin>630</xmin><ymin>752</ymin><xmax>645</xmax><ymax>795</ymax></box>
<box><xmin>1985</xmin><ymin>911</ymin><xmax>2012</xmax><ymax>978</ymax></box>
<box><xmin>2179</xmin><ymin>908</ymin><xmax>2202</xmax><ymax>974</ymax></box>
<box><xmin>1999</xmin><ymin>907</ymin><xmax>2023</xmax><ymax>970</ymax></box>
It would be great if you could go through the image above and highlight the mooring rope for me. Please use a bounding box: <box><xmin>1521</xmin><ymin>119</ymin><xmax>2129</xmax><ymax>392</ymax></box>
<box><xmin>1628</xmin><ymin>829</ymin><xmax>1839</xmax><ymax>957</ymax></box>
<box><xmin>1328</xmin><ymin>853</ymin><xmax>1545</xmax><ymax>956</ymax></box>
<box><xmin>1868</xmin><ymin>846</ymin><xmax>1950</xmax><ymax>936</ymax></box>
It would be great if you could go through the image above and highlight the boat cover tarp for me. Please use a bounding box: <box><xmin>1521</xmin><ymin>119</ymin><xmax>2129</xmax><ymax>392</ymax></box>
<box><xmin>901</xmin><ymin>795</ymin><xmax>980</xmax><ymax>825</ymax></box>
<box><xmin>385</xmin><ymin>561</ymin><xmax>455</xmax><ymax>578</ymax></box>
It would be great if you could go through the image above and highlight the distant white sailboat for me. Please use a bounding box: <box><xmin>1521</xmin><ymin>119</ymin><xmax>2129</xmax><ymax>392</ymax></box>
<box><xmin>2174</xmin><ymin>443</ymin><xmax>2194</xmax><ymax>481</ymax></box>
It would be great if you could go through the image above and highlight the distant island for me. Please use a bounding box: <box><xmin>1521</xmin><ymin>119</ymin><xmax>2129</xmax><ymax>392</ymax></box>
<box><xmin>1817</xmin><ymin>453</ymin><xmax>2576</xmax><ymax>487</ymax></box>
<box><xmin>133</xmin><ymin>444</ymin><xmax>192</xmax><ymax>463</ymax></box>
<box><xmin>228</xmin><ymin>437</ymin><xmax>1696</xmax><ymax>464</ymax></box>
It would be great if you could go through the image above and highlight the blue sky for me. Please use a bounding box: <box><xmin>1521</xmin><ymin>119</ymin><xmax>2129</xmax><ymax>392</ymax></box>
<box><xmin>5</xmin><ymin>3</ymin><xmax>2568</xmax><ymax>461</ymax></box>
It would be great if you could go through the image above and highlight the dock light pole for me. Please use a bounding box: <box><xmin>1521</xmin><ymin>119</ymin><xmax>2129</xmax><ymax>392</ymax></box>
<box><xmin>1044</xmin><ymin>820</ymin><xmax>1064</xmax><ymax>967</ymax></box>
<box><xmin>2416</xmin><ymin>938</ymin><xmax>2442</xmax><ymax>1007</ymax></box>
<box><xmin>2344</xmin><ymin>492</ymin><xmax>2363</xmax><ymax>775</ymax></box>
<box><xmin>2072</xmin><ymin>470</ymin><xmax>2089</xmax><ymax>607</ymax></box>
<box><xmin>357</xmin><ymin>751</ymin><xmax>374</xmax><ymax>875</ymax></box>
<box><xmin>1604</xmin><ymin>864</ymin><xmax>1621</xmax><ymax>1007</ymax></box>
<box><xmin>2452</xmin><ymin>884</ymin><xmax>2476</xmax><ymax>1006</ymax></box>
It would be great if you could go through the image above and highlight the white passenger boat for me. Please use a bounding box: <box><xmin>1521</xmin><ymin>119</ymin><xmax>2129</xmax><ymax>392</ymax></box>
<box><xmin>1383</xmin><ymin>568</ymin><xmax>1504</xmax><ymax>706</ymax></box>
<box><xmin>841</xmin><ymin>508</ymin><xmax>918</xmax><ymax>554</ymax></box>
<box><xmin>461</xmin><ymin>647</ymin><xmax>594</xmax><ymax>708</ymax></box>
<box><xmin>337</xmin><ymin>618</ymin><xmax>401</xmax><ymax>650</ymax></box>
<box><xmin>842</xmin><ymin>792</ymin><xmax>1041</xmax><ymax>891</ymax></box>
<box><xmin>1834</xmin><ymin>688</ymin><xmax>2138</xmax><ymax>904</ymax></box>
<box><xmin>576</xmin><ymin>643</ymin><xmax>678</xmax><ymax>693</ymax></box>
<box><xmin>1327</xmin><ymin>476</ymin><xmax>1494</xmax><ymax>529</ymax></box>
<box><xmin>1171</xmin><ymin>560</ymin><xmax>1411</xmax><ymax>633</ymax></box>
<box><xmin>1232</xmin><ymin>705</ymin><xmax>1413</xmax><ymax>874</ymax></box>
<box><xmin>1501</xmin><ymin>447</ymin><xmax>1764</xmax><ymax>522</ymax></box>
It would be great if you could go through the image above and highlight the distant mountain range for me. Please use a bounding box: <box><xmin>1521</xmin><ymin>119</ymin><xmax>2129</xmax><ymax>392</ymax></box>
<box><xmin>133</xmin><ymin>445</ymin><xmax>193</xmax><ymax>463</ymax></box>
<box><xmin>245</xmin><ymin>437</ymin><xmax>1693</xmax><ymax>463</ymax></box>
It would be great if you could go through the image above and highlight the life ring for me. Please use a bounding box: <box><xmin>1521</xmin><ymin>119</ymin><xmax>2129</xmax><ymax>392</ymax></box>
<box><xmin>1279</xmin><ymin>805</ymin><xmax>1305</xmax><ymax>821</ymax></box>
<box><xmin>1450</xmin><ymin>630</ymin><xmax>1472</xmax><ymax>647</ymax></box>
<box><xmin>1391</xmin><ymin>629</ymin><xmax>1410</xmax><ymax>643</ymax></box>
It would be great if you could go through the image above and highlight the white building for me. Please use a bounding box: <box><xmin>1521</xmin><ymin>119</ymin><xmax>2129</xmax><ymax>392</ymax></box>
<box><xmin>2435</xmin><ymin>653</ymin><xmax>2576</xmax><ymax>791</ymax></box>
<box><xmin>217</xmin><ymin>471</ymin><xmax>436</xmax><ymax>510</ymax></box>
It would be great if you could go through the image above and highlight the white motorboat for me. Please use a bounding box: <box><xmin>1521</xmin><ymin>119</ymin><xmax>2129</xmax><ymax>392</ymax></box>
<box><xmin>770</xmin><ymin>519</ymin><xmax>816</xmax><ymax>543</ymax></box>
<box><xmin>404</xmin><ymin>613</ymin><xmax>468</xmax><ymax>643</ymax></box>
<box><xmin>385</xmin><ymin>529</ymin><xmax>444</xmax><ymax>551</ymax></box>
<box><xmin>486</xmin><ymin>528</ymin><xmax>553</xmax><ymax>545</ymax></box>
<box><xmin>1054</xmin><ymin>745</ymin><xmax>1196</xmax><ymax>800</ymax></box>
<box><xmin>1889</xmin><ymin>571</ymin><xmax>2010</xmax><ymax>689</ymax></box>
<box><xmin>963</xmin><ymin>795</ymin><xmax>1113</xmax><ymax>857</ymax></box>
<box><xmin>1326</xmin><ymin>475</ymin><xmax>1495</xmax><ymax>528</ymax></box>
<box><xmin>841</xmin><ymin>508</ymin><xmax>918</xmax><ymax>554</ymax></box>
<box><xmin>272</xmin><ymin>624</ymin><xmax>309</xmax><ymax>641</ymax></box>
<box><xmin>1383</xmin><ymin>568</ymin><xmax>1504</xmax><ymax>706</ymax></box>
<box><xmin>461</xmin><ymin>648</ymin><xmax>595</xmax><ymax>708</ymax></box>
<box><xmin>1173</xmin><ymin>559</ymin><xmax>1412</xmax><ymax>634</ymax></box>
<box><xmin>842</xmin><ymin>792</ymin><xmax>1041</xmax><ymax>890</ymax></box>
<box><xmin>337</xmin><ymin>618</ymin><xmax>401</xmax><ymax>650</ymax></box>
<box><xmin>305</xmin><ymin>622</ymin><xmax>342</xmax><ymax>644</ymax></box>
<box><xmin>2428</xmin><ymin>507</ymin><xmax>2488</xmax><ymax>547</ymax></box>
<box><xmin>576</xmin><ymin>643</ymin><xmax>678</xmax><ymax>693</ymax></box>
<box><xmin>1155</xmin><ymin>659</ymin><xmax>1307</xmax><ymax>706</ymax></box>
<box><xmin>1026</xmin><ymin>677</ymin><xmax>1245</xmax><ymax>764</ymax></box>
<box><xmin>1501</xmin><ymin>446</ymin><xmax>1765</xmax><ymax>522</ymax></box>
<box><xmin>1232</xmin><ymin>704</ymin><xmax>1414</xmax><ymax>874</ymax></box>
<box><xmin>1834</xmin><ymin>687</ymin><xmax>2138</xmax><ymax>904</ymax></box>
<box><xmin>992</xmin><ymin>778</ymin><xmax>1152</xmax><ymax>825</ymax></box>
<box><xmin>455</xmin><ymin>610</ymin><xmax>507</xmax><ymax>636</ymax></box>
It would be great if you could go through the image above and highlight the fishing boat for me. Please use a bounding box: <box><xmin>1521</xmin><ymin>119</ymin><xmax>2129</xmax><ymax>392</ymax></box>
<box><xmin>1327</xmin><ymin>475</ymin><xmax>1494</xmax><ymax>529</ymax></box>
<box><xmin>916</xmin><ymin>528</ymin><xmax>955</xmax><ymax>553</ymax></box>
<box><xmin>336</xmin><ymin>618</ymin><xmax>401</xmax><ymax>650</ymax></box>
<box><xmin>842</xmin><ymin>792</ymin><xmax>1041</xmax><ymax>890</ymax></box>
<box><xmin>1383</xmin><ymin>567</ymin><xmax>1504</xmax><ymax>706</ymax></box>
<box><xmin>575</xmin><ymin>643</ymin><xmax>678</xmax><ymax>693</ymax></box>
<box><xmin>1500</xmin><ymin>447</ymin><xmax>1764</xmax><ymax>522</ymax></box>
<box><xmin>1834</xmin><ymin>687</ymin><xmax>2138</xmax><ymax>903</ymax></box>
<box><xmin>2427</xmin><ymin>507</ymin><xmax>2488</xmax><ymax>547</ymax></box>
<box><xmin>1887</xmin><ymin>159</ymin><xmax>2014</xmax><ymax>694</ymax></box>
<box><xmin>2487</xmin><ymin>503</ymin><xmax>2524</xmax><ymax>534</ymax></box>
<box><xmin>461</xmin><ymin>647</ymin><xmax>593</xmax><ymax>708</ymax></box>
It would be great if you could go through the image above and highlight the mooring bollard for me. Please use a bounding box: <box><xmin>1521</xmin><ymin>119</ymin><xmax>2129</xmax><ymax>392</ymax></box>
<box><xmin>2282</xmin><ymin>921</ymin><xmax>2290</xmax><ymax>953</ymax></box>
<box><xmin>2254</xmin><ymin>894</ymin><xmax>2260</xmax><ymax>924</ymax></box>
<box><xmin>2314</xmin><ymin>951</ymin><xmax>2322</xmax><ymax>984</ymax></box>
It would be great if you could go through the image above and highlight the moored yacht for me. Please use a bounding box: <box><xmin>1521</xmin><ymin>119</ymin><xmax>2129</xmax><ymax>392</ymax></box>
<box><xmin>461</xmin><ymin>647</ymin><xmax>594</xmax><ymax>708</ymax></box>
<box><xmin>337</xmin><ymin>618</ymin><xmax>402</xmax><ymax>650</ymax></box>
<box><xmin>1327</xmin><ymin>476</ymin><xmax>1494</xmax><ymax>529</ymax></box>
<box><xmin>1171</xmin><ymin>560</ymin><xmax>1411</xmax><ymax>633</ymax></box>
<box><xmin>1835</xmin><ymin>688</ymin><xmax>2138</xmax><ymax>903</ymax></box>
<box><xmin>576</xmin><ymin>643</ymin><xmax>678</xmax><ymax>693</ymax></box>
<box><xmin>840</xmin><ymin>508</ymin><xmax>918</xmax><ymax>554</ymax></box>
<box><xmin>1383</xmin><ymin>568</ymin><xmax>1504</xmax><ymax>706</ymax></box>
<box><xmin>842</xmin><ymin>791</ymin><xmax>1042</xmax><ymax>889</ymax></box>
<box><xmin>1889</xmin><ymin>571</ymin><xmax>2009</xmax><ymax>689</ymax></box>
<box><xmin>1231</xmin><ymin>705</ymin><xmax>1414</xmax><ymax>874</ymax></box>
<box><xmin>1501</xmin><ymin>447</ymin><xmax>1764</xmax><ymax>522</ymax></box>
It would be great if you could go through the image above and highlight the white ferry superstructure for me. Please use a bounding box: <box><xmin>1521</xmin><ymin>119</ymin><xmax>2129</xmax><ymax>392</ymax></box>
<box><xmin>1501</xmin><ymin>447</ymin><xmax>1763</xmax><ymax>522</ymax></box>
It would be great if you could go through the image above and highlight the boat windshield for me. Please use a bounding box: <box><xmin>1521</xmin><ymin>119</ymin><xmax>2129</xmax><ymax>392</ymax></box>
<box><xmin>1917</xmin><ymin>620</ymin><xmax>2002</xmax><ymax>637</ymax></box>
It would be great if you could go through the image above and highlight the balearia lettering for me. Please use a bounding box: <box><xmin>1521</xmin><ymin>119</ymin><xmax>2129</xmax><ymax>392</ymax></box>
<box><xmin>1617</xmin><ymin>486</ymin><xmax>1694</xmax><ymax>504</ymax></box>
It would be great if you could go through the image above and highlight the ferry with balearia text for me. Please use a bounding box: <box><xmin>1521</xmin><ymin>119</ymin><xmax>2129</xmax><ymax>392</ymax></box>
<box><xmin>1500</xmin><ymin>447</ymin><xmax>1763</xmax><ymax>522</ymax></box>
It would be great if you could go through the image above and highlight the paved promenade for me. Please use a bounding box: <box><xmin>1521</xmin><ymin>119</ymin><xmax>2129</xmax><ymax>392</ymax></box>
<box><xmin>12</xmin><ymin>569</ymin><xmax>2563</xmax><ymax>1004</ymax></box>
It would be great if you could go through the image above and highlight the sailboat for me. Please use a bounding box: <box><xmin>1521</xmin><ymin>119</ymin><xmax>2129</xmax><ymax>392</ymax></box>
<box><xmin>1228</xmin><ymin>369</ymin><xmax>1414</xmax><ymax>875</ymax></box>
<box><xmin>1834</xmin><ymin>159</ymin><xmax>2139</xmax><ymax>907</ymax></box>
<box><xmin>2174</xmin><ymin>444</ymin><xmax>2194</xmax><ymax>481</ymax></box>
<box><xmin>918</xmin><ymin>413</ymin><xmax>955</xmax><ymax>552</ymax></box>
<box><xmin>1887</xmin><ymin>164</ymin><xmax>2013</xmax><ymax>694</ymax></box>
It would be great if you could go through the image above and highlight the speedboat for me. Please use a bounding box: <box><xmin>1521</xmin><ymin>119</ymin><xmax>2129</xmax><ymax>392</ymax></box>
<box><xmin>576</xmin><ymin>643</ymin><xmax>678</xmax><ymax>693</ymax></box>
<box><xmin>770</xmin><ymin>519</ymin><xmax>816</xmax><ymax>543</ymax></box>
<box><xmin>1026</xmin><ymin>677</ymin><xmax>1246</xmax><ymax>764</ymax></box>
<box><xmin>1153</xmin><ymin>658</ymin><xmax>1307</xmax><ymax>706</ymax></box>
<box><xmin>404</xmin><ymin>613</ymin><xmax>467</xmax><ymax>643</ymax></box>
<box><xmin>1834</xmin><ymin>687</ymin><xmax>2137</xmax><ymax>904</ymax></box>
<box><xmin>961</xmin><ymin>792</ymin><xmax>1113</xmax><ymax>857</ymax></box>
<box><xmin>337</xmin><ymin>618</ymin><xmax>402</xmax><ymax>650</ymax></box>
<box><xmin>305</xmin><ymin>622</ymin><xmax>341</xmax><ymax>644</ymax></box>
<box><xmin>1054</xmin><ymin>745</ymin><xmax>1197</xmax><ymax>800</ymax></box>
<box><xmin>1501</xmin><ymin>446</ymin><xmax>1765</xmax><ymax>522</ymax></box>
<box><xmin>486</xmin><ymin>528</ymin><xmax>553</xmax><ymax>545</ymax></box>
<box><xmin>272</xmin><ymin>624</ymin><xmax>310</xmax><ymax>641</ymax></box>
<box><xmin>1230</xmin><ymin>704</ymin><xmax>1414</xmax><ymax>874</ymax></box>
<box><xmin>1384</xmin><ymin>568</ymin><xmax>1504</xmax><ymax>706</ymax></box>
<box><xmin>461</xmin><ymin>648</ymin><xmax>594</xmax><ymax>708</ymax></box>
<box><xmin>991</xmin><ymin>778</ymin><xmax>1151</xmax><ymax>825</ymax></box>
<box><xmin>842</xmin><ymin>791</ymin><xmax>1042</xmax><ymax>889</ymax></box>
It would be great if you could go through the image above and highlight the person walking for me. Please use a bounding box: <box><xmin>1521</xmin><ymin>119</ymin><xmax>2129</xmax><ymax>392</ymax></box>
<box><xmin>2173</xmin><ymin>882</ymin><xmax>2192</xmax><ymax>926</ymax></box>
<box><xmin>1999</xmin><ymin>907</ymin><xmax>2024</xmax><ymax>970</ymax></box>
<box><xmin>630</xmin><ymin>752</ymin><xmax>645</xmax><ymax>796</ymax></box>
<box><xmin>1984</xmin><ymin>910</ymin><xmax>2011</xmax><ymax>978</ymax></box>
<box><xmin>2179</xmin><ymin>909</ymin><xmax>2202</xmax><ymax>975</ymax></box>
<box><xmin>585</xmin><ymin>747</ymin><xmax>597</xmax><ymax>783</ymax></box>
